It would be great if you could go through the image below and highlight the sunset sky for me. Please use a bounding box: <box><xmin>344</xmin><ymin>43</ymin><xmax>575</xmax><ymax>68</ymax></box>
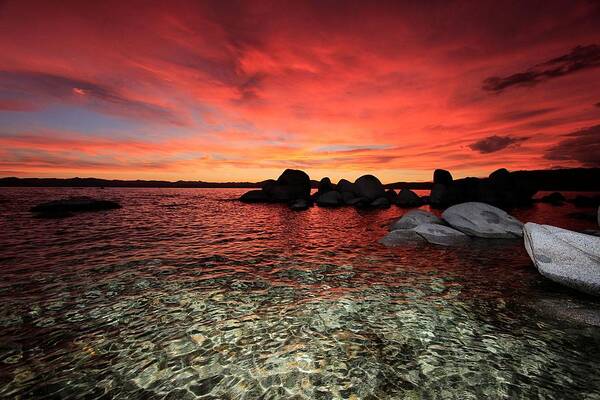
<box><xmin>1</xmin><ymin>0</ymin><xmax>599</xmax><ymax>183</ymax></box>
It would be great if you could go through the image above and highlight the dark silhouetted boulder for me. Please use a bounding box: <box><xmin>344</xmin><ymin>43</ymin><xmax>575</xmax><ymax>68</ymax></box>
<box><xmin>31</xmin><ymin>196</ymin><xmax>121</xmax><ymax>218</ymax></box>
<box><xmin>429</xmin><ymin>183</ymin><xmax>448</xmax><ymax>208</ymax></box>
<box><xmin>385</xmin><ymin>189</ymin><xmax>399</xmax><ymax>205</ymax></box>
<box><xmin>337</xmin><ymin>179</ymin><xmax>356</xmax><ymax>195</ymax></box>
<box><xmin>354</xmin><ymin>175</ymin><xmax>385</xmax><ymax>201</ymax></box>
<box><xmin>240</xmin><ymin>190</ymin><xmax>269</xmax><ymax>203</ymax></box>
<box><xmin>397</xmin><ymin>189</ymin><xmax>422</xmax><ymax>207</ymax></box>
<box><xmin>433</xmin><ymin>169</ymin><xmax>453</xmax><ymax>186</ymax></box>
<box><xmin>317</xmin><ymin>191</ymin><xmax>342</xmax><ymax>207</ymax></box>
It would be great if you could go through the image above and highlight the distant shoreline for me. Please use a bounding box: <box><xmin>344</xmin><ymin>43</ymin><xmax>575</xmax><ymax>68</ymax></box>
<box><xmin>1</xmin><ymin>167</ymin><xmax>599</xmax><ymax>191</ymax></box>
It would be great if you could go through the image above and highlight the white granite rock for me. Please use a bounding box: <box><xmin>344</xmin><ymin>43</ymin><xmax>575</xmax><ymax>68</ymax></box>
<box><xmin>389</xmin><ymin>210</ymin><xmax>443</xmax><ymax>231</ymax></box>
<box><xmin>442</xmin><ymin>202</ymin><xmax>523</xmax><ymax>238</ymax></box>
<box><xmin>413</xmin><ymin>223</ymin><xmax>470</xmax><ymax>246</ymax></box>
<box><xmin>524</xmin><ymin>222</ymin><xmax>600</xmax><ymax>296</ymax></box>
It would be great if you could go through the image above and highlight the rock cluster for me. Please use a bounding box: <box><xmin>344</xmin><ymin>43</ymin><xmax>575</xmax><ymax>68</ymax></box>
<box><xmin>430</xmin><ymin>168</ymin><xmax>537</xmax><ymax>208</ymax></box>
<box><xmin>30</xmin><ymin>196</ymin><xmax>121</xmax><ymax>218</ymax></box>
<box><xmin>380</xmin><ymin>202</ymin><xmax>523</xmax><ymax>247</ymax></box>
<box><xmin>240</xmin><ymin>169</ymin><xmax>422</xmax><ymax>210</ymax></box>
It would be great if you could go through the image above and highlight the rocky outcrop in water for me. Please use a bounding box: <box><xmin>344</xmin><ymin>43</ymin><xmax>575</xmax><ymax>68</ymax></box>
<box><xmin>389</xmin><ymin>210</ymin><xmax>443</xmax><ymax>230</ymax></box>
<box><xmin>240</xmin><ymin>169</ymin><xmax>312</xmax><ymax>209</ymax></box>
<box><xmin>524</xmin><ymin>223</ymin><xmax>600</xmax><ymax>296</ymax></box>
<box><xmin>316</xmin><ymin>191</ymin><xmax>342</xmax><ymax>207</ymax></box>
<box><xmin>430</xmin><ymin>168</ymin><xmax>537</xmax><ymax>208</ymax></box>
<box><xmin>354</xmin><ymin>175</ymin><xmax>386</xmax><ymax>201</ymax></box>
<box><xmin>442</xmin><ymin>202</ymin><xmax>523</xmax><ymax>238</ymax></box>
<box><xmin>382</xmin><ymin>202</ymin><xmax>523</xmax><ymax>246</ymax></box>
<box><xmin>30</xmin><ymin>196</ymin><xmax>121</xmax><ymax>218</ymax></box>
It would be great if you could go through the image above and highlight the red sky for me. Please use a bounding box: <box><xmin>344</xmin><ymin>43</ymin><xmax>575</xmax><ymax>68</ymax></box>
<box><xmin>0</xmin><ymin>0</ymin><xmax>599</xmax><ymax>183</ymax></box>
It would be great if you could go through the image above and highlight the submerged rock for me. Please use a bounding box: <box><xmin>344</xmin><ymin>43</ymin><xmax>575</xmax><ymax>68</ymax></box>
<box><xmin>539</xmin><ymin>192</ymin><xmax>565</xmax><ymax>205</ymax></box>
<box><xmin>389</xmin><ymin>210</ymin><xmax>443</xmax><ymax>231</ymax></box>
<box><xmin>397</xmin><ymin>189</ymin><xmax>422</xmax><ymax>207</ymax></box>
<box><xmin>442</xmin><ymin>202</ymin><xmax>523</xmax><ymax>238</ymax></box>
<box><xmin>30</xmin><ymin>196</ymin><xmax>121</xmax><ymax>218</ymax></box>
<box><xmin>413</xmin><ymin>223</ymin><xmax>470</xmax><ymax>246</ymax></box>
<box><xmin>524</xmin><ymin>223</ymin><xmax>600</xmax><ymax>296</ymax></box>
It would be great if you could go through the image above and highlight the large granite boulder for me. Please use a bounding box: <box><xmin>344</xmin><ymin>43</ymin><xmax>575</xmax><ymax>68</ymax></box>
<box><xmin>389</xmin><ymin>210</ymin><xmax>443</xmax><ymax>230</ymax></box>
<box><xmin>379</xmin><ymin>229</ymin><xmax>425</xmax><ymax>247</ymax></box>
<box><xmin>413</xmin><ymin>223</ymin><xmax>470</xmax><ymax>246</ymax></box>
<box><xmin>524</xmin><ymin>223</ymin><xmax>600</xmax><ymax>296</ymax></box>
<box><xmin>397</xmin><ymin>189</ymin><xmax>422</xmax><ymax>207</ymax></box>
<box><xmin>31</xmin><ymin>196</ymin><xmax>121</xmax><ymax>218</ymax></box>
<box><xmin>442</xmin><ymin>202</ymin><xmax>523</xmax><ymax>238</ymax></box>
<box><xmin>317</xmin><ymin>191</ymin><xmax>342</xmax><ymax>207</ymax></box>
<box><xmin>354</xmin><ymin>175</ymin><xmax>385</xmax><ymax>201</ymax></box>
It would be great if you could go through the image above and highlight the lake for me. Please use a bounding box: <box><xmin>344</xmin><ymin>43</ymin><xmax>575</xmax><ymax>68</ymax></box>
<box><xmin>0</xmin><ymin>187</ymin><xmax>599</xmax><ymax>399</ymax></box>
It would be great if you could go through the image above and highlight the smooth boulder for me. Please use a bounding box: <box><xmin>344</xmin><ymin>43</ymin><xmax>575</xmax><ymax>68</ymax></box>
<box><xmin>524</xmin><ymin>223</ymin><xmax>600</xmax><ymax>296</ymax></box>
<box><xmin>354</xmin><ymin>175</ymin><xmax>385</xmax><ymax>201</ymax></box>
<box><xmin>389</xmin><ymin>210</ymin><xmax>443</xmax><ymax>231</ymax></box>
<box><xmin>413</xmin><ymin>223</ymin><xmax>470</xmax><ymax>246</ymax></box>
<box><xmin>442</xmin><ymin>202</ymin><xmax>523</xmax><ymax>238</ymax></box>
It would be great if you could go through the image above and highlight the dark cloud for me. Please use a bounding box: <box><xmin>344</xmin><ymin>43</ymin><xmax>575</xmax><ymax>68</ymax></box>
<box><xmin>483</xmin><ymin>44</ymin><xmax>600</xmax><ymax>92</ymax></box>
<box><xmin>469</xmin><ymin>135</ymin><xmax>529</xmax><ymax>154</ymax></box>
<box><xmin>492</xmin><ymin>107</ymin><xmax>557</xmax><ymax>122</ymax></box>
<box><xmin>544</xmin><ymin>125</ymin><xmax>600</xmax><ymax>167</ymax></box>
<box><xmin>0</xmin><ymin>70</ymin><xmax>185</xmax><ymax>125</ymax></box>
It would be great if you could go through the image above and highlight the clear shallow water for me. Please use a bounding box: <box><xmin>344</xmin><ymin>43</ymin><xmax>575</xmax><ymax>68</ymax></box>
<box><xmin>0</xmin><ymin>187</ymin><xmax>599</xmax><ymax>399</ymax></box>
